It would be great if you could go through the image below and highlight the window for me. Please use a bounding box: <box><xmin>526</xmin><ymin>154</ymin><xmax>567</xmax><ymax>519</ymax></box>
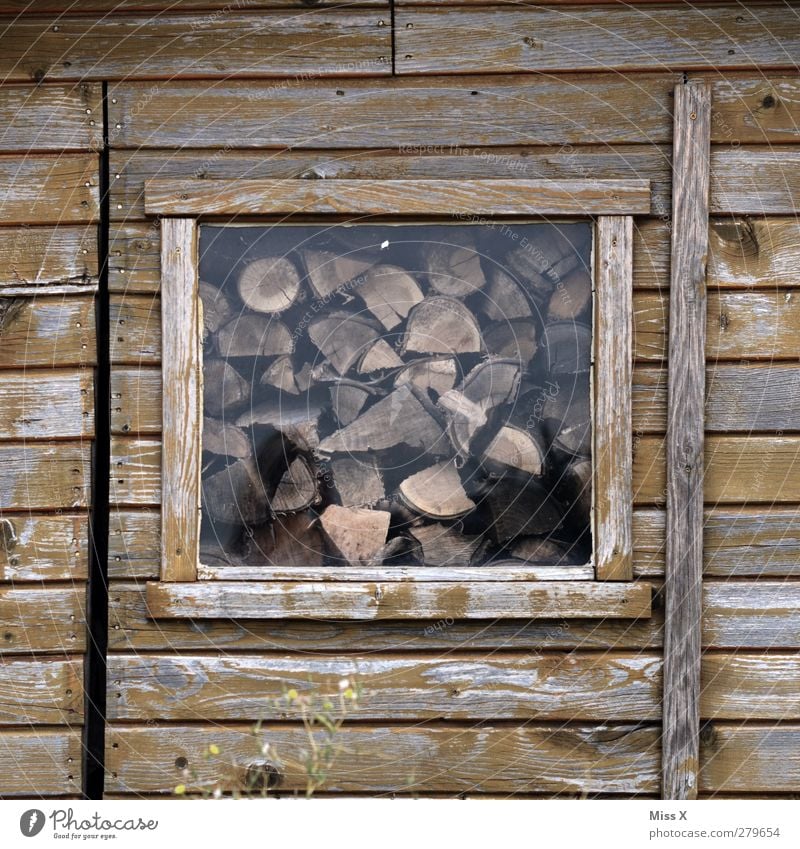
<box><xmin>144</xmin><ymin>178</ymin><xmax>652</xmax><ymax>621</ymax></box>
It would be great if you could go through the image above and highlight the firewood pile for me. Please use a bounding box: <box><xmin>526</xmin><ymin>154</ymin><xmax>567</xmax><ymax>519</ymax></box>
<box><xmin>198</xmin><ymin>223</ymin><xmax>593</xmax><ymax>569</ymax></box>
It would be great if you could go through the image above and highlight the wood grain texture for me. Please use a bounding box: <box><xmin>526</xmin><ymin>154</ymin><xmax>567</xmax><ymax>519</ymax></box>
<box><xmin>108</xmin><ymin>75</ymin><xmax>676</xmax><ymax>149</ymax></box>
<box><xmin>146</xmin><ymin>580</ymin><xmax>652</xmax><ymax>620</ymax></box>
<box><xmin>703</xmin><ymin>582</ymin><xmax>800</xmax><ymax>649</ymax></box>
<box><xmin>0</xmin><ymin>587</ymin><xmax>85</xmax><ymax>654</ymax></box>
<box><xmin>701</xmin><ymin>654</ymin><xmax>800</xmax><ymax>720</ymax></box>
<box><xmin>0</xmin><ymin>154</ymin><xmax>98</xmax><ymax>224</ymax></box>
<box><xmin>0</xmin><ymin>369</ymin><xmax>94</xmax><ymax>439</ymax></box>
<box><xmin>105</xmin><ymin>723</ymin><xmax>659</xmax><ymax>795</ymax></box>
<box><xmin>0</xmin><ymin>731</ymin><xmax>81</xmax><ymax>796</ymax></box>
<box><xmin>0</xmin><ymin>443</ymin><xmax>91</xmax><ymax>510</ymax></box>
<box><xmin>0</xmin><ymin>83</ymin><xmax>102</xmax><ymax>152</ymax></box>
<box><xmin>395</xmin><ymin>6</ymin><xmax>799</xmax><ymax>74</ymax></box>
<box><xmin>108</xmin><ymin>653</ymin><xmax>659</xmax><ymax>721</ymax></box>
<box><xmin>109</xmin><ymin>295</ymin><xmax>160</xmax><ymax>364</ymax></box>
<box><xmin>0</xmin><ymin>659</ymin><xmax>83</xmax><ymax>725</ymax></box>
<box><xmin>0</xmin><ymin>513</ymin><xmax>88</xmax><ymax>582</ymax></box>
<box><xmin>663</xmin><ymin>81</ymin><xmax>710</xmax><ymax>802</ymax></box>
<box><xmin>594</xmin><ymin>216</ymin><xmax>633</xmax><ymax>580</ymax></box>
<box><xmin>0</xmin><ymin>0</ymin><xmax>385</xmax><ymax>8</ymax></box>
<box><xmin>144</xmin><ymin>178</ymin><xmax>651</xmax><ymax>216</ymax></box>
<box><xmin>0</xmin><ymin>225</ymin><xmax>97</xmax><ymax>295</ymax></box>
<box><xmin>110</xmin><ymin>581</ymin><xmax>664</xmax><ymax>650</ymax></box>
<box><xmin>700</xmin><ymin>725</ymin><xmax>800</xmax><ymax>793</ymax></box>
<box><xmin>111</xmin><ymin>367</ymin><xmax>161</xmax><ymax>434</ymax></box>
<box><xmin>0</xmin><ymin>12</ymin><xmax>391</xmax><ymax>81</ymax></box>
<box><xmin>0</xmin><ymin>296</ymin><xmax>95</xmax><ymax>368</ymax></box>
<box><xmin>159</xmin><ymin>218</ymin><xmax>200</xmax><ymax>582</ymax></box>
<box><xmin>711</xmin><ymin>146</ymin><xmax>800</xmax><ymax>214</ymax></box>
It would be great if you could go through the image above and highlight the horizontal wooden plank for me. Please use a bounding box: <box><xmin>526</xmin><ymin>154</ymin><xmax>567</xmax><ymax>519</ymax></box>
<box><xmin>108</xmin><ymin>75</ymin><xmax>677</xmax><ymax>149</ymax></box>
<box><xmin>701</xmin><ymin>725</ymin><xmax>800</xmax><ymax>792</ymax></box>
<box><xmin>2</xmin><ymin>12</ymin><xmax>390</xmax><ymax>82</ymax></box>
<box><xmin>704</xmin><ymin>582</ymin><xmax>800</xmax><ymax>648</ymax></box>
<box><xmin>108</xmin><ymin>652</ymin><xmax>659</xmax><ymax>722</ymax></box>
<box><xmin>0</xmin><ymin>296</ymin><xmax>95</xmax><ymax>369</ymax></box>
<box><xmin>0</xmin><ymin>83</ymin><xmax>102</xmax><ymax>152</ymax></box>
<box><xmin>0</xmin><ymin>731</ymin><xmax>81</xmax><ymax>796</ymax></box>
<box><xmin>112</xmin><ymin>148</ymin><xmax>672</xmax><ymax>228</ymax></box>
<box><xmin>712</xmin><ymin>146</ymin><xmax>800</xmax><ymax>214</ymax></box>
<box><xmin>0</xmin><ymin>587</ymin><xmax>86</xmax><ymax>654</ymax></box>
<box><xmin>105</xmin><ymin>723</ymin><xmax>659</xmax><ymax>795</ymax></box>
<box><xmin>635</xmin><ymin>436</ymin><xmax>800</xmax><ymax>505</ymax></box>
<box><xmin>0</xmin><ymin>443</ymin><xmax>91</xmax><ymax>510</ymax></box>
<box><xmin>0</xmin><ymin>369</ymin><xmax>94</xmax><ymax>439</ymax></box>
<box><xmin>110</xmin><ymin>437</ymin><xmax>160</xmax><ymax>506</ymax></box>
<box><xmin>110</xmin><ymin>580</ymin><xmax>664</xmax><ymax>650</ymax></box>
<box><xmin>0</xmin><ymin>0</ymin><xmax>385</xmax><ymax>8</ymax></box>
<box><xmin>0</xmin><ymin>658</ymin><xmax>83</xmax><ymax>725</ymax></box>
<box><xmin>145</xmin><ymin>177</ymin><xmax>651</xmax><ymax>217</ymax></box>
<box><xmin>146</xmin><ymin>580</ymin><xmax>653</xmax><ymax>620</ymax></box>
<box><xmin>396</xmin><ymin>6</ymin><xmax>799</xmax><ymax>74</ymax></box>
<box><xmin>702</xmin><ymin>654</ymin><xmax>800</xmax><ymax>719</ymax></box>
<box><xmin>0</xmin><ymin>513</ymin><xmax>88</xmax><ymax>582</ymax></box>
<box><xmin>0</xmin><ymin>154</ymin><xmax>98</xmax><ymax>224</ymax></box>
<box><xmin>0</xmin><ymin>225</ymin><xmax>97</xmax><ymax>296</ymax></box>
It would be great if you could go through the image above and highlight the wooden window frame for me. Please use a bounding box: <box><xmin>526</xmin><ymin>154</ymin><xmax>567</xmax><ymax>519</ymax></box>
<box><xmin>143</xmin><ymin>178</ymin><xmax>652</xmax><ymax>621</ymax></box>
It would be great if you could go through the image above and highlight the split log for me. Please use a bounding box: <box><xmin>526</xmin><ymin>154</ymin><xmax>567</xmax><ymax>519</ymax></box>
<box><xmin>483</xmin><ymin>424</ymin><xmax>545</xmax><ymax>476</ymax></box>
<box><xmin>402</xmin><ymin>296</ymin><xmax>483</xmax><ymax>356</ymax></box>
<box><xmin>217</xmin><ymin>314</ymin><xmax>292</xmax><ymax>358</ymax></box>
<box><xmin>235</xmin><ymin>397</ymin><xmax>324</xmax><ymax>452</ymax></box>
<box><xmin>203</xmin><ymin>417</ymin><xmax>251</xmax><ymax>460</ymax></box>
<box><xmin>331</xmin><ymin>456</ymin><xmax>385</xmax><ymax>507</ymax></box>
<box><xmin>408</xmin><ymin>523</ymin><xmax>482</xmax><ymax>567</ymax></box>
<box><xmin>542</xmin><ymin>321</ymin><xmax>592</xmax><ymax>374</ymax></box>
<box><xmin>203</xmin><ymin>359</ymin><xmax>249</xmax><ymax>416</ymax></box>
<box><xmin>559</xmin><ymin>457</ymin><xmax>592</xmax><ymax>521</ymax></box>
<box><xmin>260</xmin><ymin>355</ymin><xmax>300</xmax><ymax>395</ymax></box>
<box><xmin>505</xmin><ymin>223</ymin><xmax>588</xmax><ymax>295</ymax></box>
<box><xmin>547</xmin><ymin>267</ymin><xmax>592</xmax><ymax>322</ymax></box>
<box><xmin>308</xmin><ymin>311</ymin><xmax>379</xmax><ymax>375</ymax></box>
<box><xmin>358</xmin><ymin>338</ymin><xmax>403</xmax><ymax>373</ymax></box>
<box><xmin>302</xmin><ymin>249</ymin><xmax>373</xmax><ymax>298</ymax></box>
<box><xmin>199</xmin><ymin>280</ymin><xmax>233</xmax><ymax>340</ymax></box>
<box><xmin>318</xmin><ymin>384</ymin><xmax>447</xmax><ymax>456</ymax></box>
<box><xmin>460</xmin><ymin>358</ymin><xmax>521</xmax><ymax>410</ymax></box>
<box><xmin>202</xmin><ymin>458</ymin><xmax>269</xmax><ymax>526</ymax></box>
<box><xmin>420</xmin><ymin>231</ymin><xmax>486</xmax><ymax>297</ymax></box>
<box><xmin>437</xmin><ymin>389</ymin><xmax>487</xmax><ymax>457</ymax></box>
<box><xmin>395</xmin><ymin>357</ymin><xmax>458</xmax><ymax>397</ymax></box>
<box><xmin>319</xmin><ymin>504</ymin><xmax>390</xmax><ymax>567</ymax></box>
<box><xmin>330</xmin><ymin>383</ymin><xmax>372</xmax><ymax>427</ymax></box>
<box><xmin>553</xmin><ymin>419</ymin><xmax>592</xmax><ymax>458</ymax></box>
<box><xmin>244</xmin><ymin>511</ymin><xmax>325</xmax><ymax>568</ymax></box>
<box><xmin>482</xmin><ymin>472</ymin><xmax>563</xmax><ymax>542</ymax></box>
<box><xmin>398</xmin><ymin>461</ymin><xmax>475</xmax><ymax>520</ymax></box>
<box><xmin>357</xmin><ymin>264</ymin><xmax>424</xmax><ymax>330</ymax></box>
<box><xmin>511</xmin><ymin>536</ymin><xmax>582</xmax><ymax>565</ymax></box>
<box><xmin>271</xmin><ymin>456</ymin><xmax>319</xmax><ymax>513</ymax></box>
<box><xmin>295</xmin><ymin>362</ymin><xmax>314</xmax><ymax>393</ymax></box>
<box><xmin>484</xmin><ymin>319</ymin><xmax>537</xmax><ymax>363</ymax></box>
<box><xmin>237</xmin><ymin>255</ymin><xmax>301</xmax><ymax>314</ymax></box>
<box><xmin>482</xmin><ymin>267</ymin><xmax>532</xmax><ymax>322</ymax></box>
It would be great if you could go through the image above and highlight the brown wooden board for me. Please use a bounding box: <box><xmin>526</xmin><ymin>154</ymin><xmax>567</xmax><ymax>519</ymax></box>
<box><xmin>701</xmin><ymin>654</ymin><xmax>800</xmax><ymax>720</ymax></box>
<box><xmin>0</xmin><ymin>443</ymin><xmax>91</xmax><ymax>510</ymax></box>
<box><xmin>1</xmin><ymin>12</ymin><xmax>391</xmax><ymax>82</ymax></box>
<box><xmin>0</xmin><ymin>587</ymin><xmax>86</xmax><ymax>654</ymax></box>
<box><xmin>0</xmin><ymin>513</ymin><xmax>89</xmax><ymax>582</ymax></box>
<box><xmin>109</xmin><ymin>581</ymin><xmax>664</xmax><ymax>651</ymax></box>
<box><xmin>107</xmin><ymin>652</ymin><xmax>660</xmax><ymax>722</ymax></box>
<box><xmin>0</xmin><ymin>731</ymin><xmax>81</xmax><ymax>796</ymax></box>
<box><xmin>703</xmin><ymin>582</ymin><xmax>800</xmax><ymax>649</ymax></box>
<box><xmin>711</xmin><ymin>147</ymin><xmax>800</xmax><ymax>214</ymax></box>
<box><xmin>0</xmin><ymin>296</ymin><xmax>96</xmax><ymax>368</ymax></box>
<box><xmin>0</xmin><ymin>154</ymin><xmax>98</xmax><ymax>224</ymax></box>
<box><xmin>0</xmin><ymin>658</ymin><xmax>83</xmax><ymax>725</ymax></box>
<box><xmin>0</xmin><ymin>225</ymin><xmax>98</xmax><ymax>296</ymax></box>
<box><xmin>0</xmin><ymin>0</ymin><xmax>386</xmax><ymax>8</ymax></box>
<box><xmin>105</xmin><ymin>723</ymin><xmax>659</xmax><ymax>795</ymax></box>
<box><xmin>0</xmin><ymin>369</ymin><xmax>94</xmax><ymax>439</ymax></box>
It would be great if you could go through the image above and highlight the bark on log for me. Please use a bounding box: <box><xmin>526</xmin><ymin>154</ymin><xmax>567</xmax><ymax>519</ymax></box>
<box><xmin>203</xmin><ymin>359</ymin><xmax>249</xmax><ymax>416</ymax></box>
<box><xmin>402</xmin><ymin>296</ymin><xmax>483</xmax><ymax>355</ymax></box>
<box><xmin>357</xmin><ymin>264</ymin><xmax>424</xmax><ymax>329</ymax></box>
<box><xmin>319</xmin><ymin>504</ymin><xmax>391</xmax><ymax>567</ymax></box>
<box><xmin>217</xmin><ymin>314</ymin><xmax>292</xmax><ymax>358</ymax></box>
<box><xmin>237</xmin><ymin>255</ymin><xmax>301</xmax><ymax>314</ymax></box>
<box><xmin>398</xmin><ymin>461</ymin><xmax>475</xmax><ymax>520</ymax></box>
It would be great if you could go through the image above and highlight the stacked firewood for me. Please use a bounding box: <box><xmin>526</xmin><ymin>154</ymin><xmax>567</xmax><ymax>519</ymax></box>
<box><xmin>198</xmin><ymin>223</ymin><xmax>593</xmax><ymax>568</ymax></box>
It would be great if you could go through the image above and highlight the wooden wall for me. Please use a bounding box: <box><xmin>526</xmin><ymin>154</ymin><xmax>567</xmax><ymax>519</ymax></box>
<box><xmin>1</xmin><ymin>0</ymin><xmax>799</xmax><ymax>798</ymax></box>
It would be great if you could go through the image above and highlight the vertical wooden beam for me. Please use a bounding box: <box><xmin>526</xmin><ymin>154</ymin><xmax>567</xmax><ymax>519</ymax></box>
<box><xmin>594</xmin><ymin>215</ymin><xmax>634</xmax><ymax>581</ymax></box>
<box><xmin>160</xmin><ymin>218</ymin><xmax>200</xmax><ymax>582</ymax></box>
<box><xmin>663</xmin><ymin>82</ymin><xmax>711</xmax><ymax>800</ymax></box>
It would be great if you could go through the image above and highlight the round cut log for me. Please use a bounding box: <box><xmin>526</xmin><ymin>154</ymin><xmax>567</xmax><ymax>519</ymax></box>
<box><xmin>237</xmin><ymin>255</ymin><xmax>301</xmax><ymax>314</ymax></box>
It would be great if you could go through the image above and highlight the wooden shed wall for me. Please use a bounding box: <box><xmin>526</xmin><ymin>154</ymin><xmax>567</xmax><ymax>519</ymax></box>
<box><xmin>1</xmin><ymin>0</ymin><xmax>799</xmax><ymax>798</ymax></box>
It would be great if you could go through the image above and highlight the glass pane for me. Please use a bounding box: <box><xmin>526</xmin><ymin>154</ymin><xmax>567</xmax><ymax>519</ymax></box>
<box><xmin>198</xmin><ymin>222</ymin><xmax>592</xmax><ymax>569</ymax></box>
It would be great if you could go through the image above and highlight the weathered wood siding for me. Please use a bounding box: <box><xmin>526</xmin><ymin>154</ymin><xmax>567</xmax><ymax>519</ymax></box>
<box><xmin>2</xmin><ymin>0</ymin><xmax>798</xmax><ymax>798</ymax></box>
<box><xmin>0</xmin><ymin>76</ymin><xmax>98</xmax><ymax>795</ymax></box>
